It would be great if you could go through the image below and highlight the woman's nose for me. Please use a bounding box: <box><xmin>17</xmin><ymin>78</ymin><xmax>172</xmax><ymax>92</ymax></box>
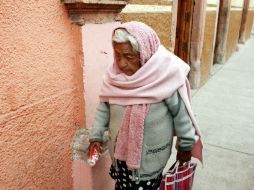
<box><xmin>118</xmin><ymin>59</ymin><xmax>127</xmax><ymax>70</ymax></box>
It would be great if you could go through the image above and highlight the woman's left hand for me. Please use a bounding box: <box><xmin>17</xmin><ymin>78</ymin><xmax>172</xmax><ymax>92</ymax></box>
<box><xmin>176</xmin><ymin>150</ymin><xmax>192</xmax><ymax>164</ymax></box>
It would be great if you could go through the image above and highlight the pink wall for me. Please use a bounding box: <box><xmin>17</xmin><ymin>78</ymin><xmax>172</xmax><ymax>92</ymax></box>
<box><xmin>82</xmin><ymin>23</ymin><xmax>119</xmax><ymax>129</ymax></box>
<box><xmin>0</xmin><ymin>1</ymin><xmax>85</xmax><ymax>189</ymax></box>
<box><xmin>72</xmin><ymin>23</ymin><xmax>119</xmax><ymax>190</ymax></box>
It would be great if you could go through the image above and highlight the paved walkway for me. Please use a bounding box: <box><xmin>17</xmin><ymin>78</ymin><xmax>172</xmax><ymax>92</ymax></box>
<box><xmin>191</xmin><ymin>36</ymin><xmax>254</xmax><ymax>189</ymax></box>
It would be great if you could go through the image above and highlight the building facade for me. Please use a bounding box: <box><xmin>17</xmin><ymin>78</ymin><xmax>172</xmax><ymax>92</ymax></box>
<box><xmin>0</xmin><ymin>0</ymin><xmax>253</xmax><ymax>189</ymax></box>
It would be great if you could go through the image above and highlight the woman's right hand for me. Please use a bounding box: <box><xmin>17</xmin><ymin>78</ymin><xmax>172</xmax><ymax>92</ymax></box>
<box><xmin>176</xmin><ymin>150</ymin><xmax>192</xmax><ymax>165</ymax></box>
<box><xmin>88</xmin><ymin>141</ymin><xmax>102</xmax><ymax>156</ymax></box>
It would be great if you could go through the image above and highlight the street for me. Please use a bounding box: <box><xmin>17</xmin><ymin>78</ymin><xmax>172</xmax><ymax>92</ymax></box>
<box><xmin>191</xmin><ymin>35</ymin><xmax>254</xmax><ymax>189</ymax></box>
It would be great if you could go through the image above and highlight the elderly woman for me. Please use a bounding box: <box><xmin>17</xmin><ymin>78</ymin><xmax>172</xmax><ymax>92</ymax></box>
<box><xmin>88</xmin><ymin>21</ymin><xmax>203</xmax><ymax>190</ymax></box>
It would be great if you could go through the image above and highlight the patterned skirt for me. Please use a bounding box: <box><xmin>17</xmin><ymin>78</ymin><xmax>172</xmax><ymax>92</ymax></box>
<box><xmin>109</xmin><ymin>160</ymin><xmax>162</xmax><ymax>190</ymax></box>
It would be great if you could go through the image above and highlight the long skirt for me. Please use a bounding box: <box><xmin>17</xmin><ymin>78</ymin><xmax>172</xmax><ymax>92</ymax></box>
<box><xmin>109</xmin><ymin>160</ymin><xmax>162</xmax><ymax>190</ymax></box>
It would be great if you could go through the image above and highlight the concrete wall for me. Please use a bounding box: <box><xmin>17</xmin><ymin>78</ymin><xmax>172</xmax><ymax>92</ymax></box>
<box><xmin>120</xmin><ymin>3</ymin><xmax>173</xmax><ymax>50</ymax></box>
<box><xmin>200</xmin><ymin>5</ymin><xmax>219</xmax><ymax>86</ymax></box>
<box><xmin>0</xmin><ymin>1</ymin><xmax>84</xmax><ymax>189</ymax></box>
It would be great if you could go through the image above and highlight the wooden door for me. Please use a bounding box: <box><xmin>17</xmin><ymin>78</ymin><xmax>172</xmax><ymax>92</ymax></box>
<box><xmin>174</xmin><ymin>0</ymin><xmax>195</xmax><ymax>64</ymax></box>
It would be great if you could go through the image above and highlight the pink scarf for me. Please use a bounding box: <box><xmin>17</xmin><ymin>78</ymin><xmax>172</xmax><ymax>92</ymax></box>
<box><xmin>99</xmin><ymin>22</ymin><xmax>203</xmax><ymax>169</ymax></box>
<box><xmin>113</xmin><ymin>104</ymin><xmax>150</xmax><ymax>169</ymax></box>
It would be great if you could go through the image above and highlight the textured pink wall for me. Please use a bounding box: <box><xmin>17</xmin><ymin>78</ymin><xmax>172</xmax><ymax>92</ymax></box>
<box><xmin>0</xmin><ymin>1</ymin><xmax>84</xmax><ymax>189</ymax></box>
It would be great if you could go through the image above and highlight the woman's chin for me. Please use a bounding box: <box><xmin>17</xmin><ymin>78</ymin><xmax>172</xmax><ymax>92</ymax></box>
<box><xmin>122</xmin><ymin>71</ymin><xmax>133</xmax><ymax>76</ymax></box>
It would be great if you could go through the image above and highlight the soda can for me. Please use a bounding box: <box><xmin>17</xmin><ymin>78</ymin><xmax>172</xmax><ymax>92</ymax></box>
<box><xmin>87</xmin><ymin>148</ymin><xmax>99</xmax><ymax>166</ymax></box>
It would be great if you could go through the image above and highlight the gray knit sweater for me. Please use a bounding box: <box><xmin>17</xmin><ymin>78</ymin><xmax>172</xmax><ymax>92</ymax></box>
<box><xmin>89</xmin><ymin>91</ymin><xmax>198</xmax><ymax>181</ymax></box>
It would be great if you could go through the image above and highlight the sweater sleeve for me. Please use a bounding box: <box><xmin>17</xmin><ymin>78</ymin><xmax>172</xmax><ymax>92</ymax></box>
<box><xmin>165</xmin><ymin>91</ymin><xmax>198</xmax><ymax>151</ymax></box>
<box><xmin>89</xmin><ymin>102</ymin><xmax>110</xmax><ymax>143</ymax></box>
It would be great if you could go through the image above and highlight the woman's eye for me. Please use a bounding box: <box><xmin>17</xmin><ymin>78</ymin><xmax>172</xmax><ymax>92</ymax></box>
<box><xmin>126</xmin><ymin>56</ymin><xmax>134</xmax><ymax>60</ymax></box>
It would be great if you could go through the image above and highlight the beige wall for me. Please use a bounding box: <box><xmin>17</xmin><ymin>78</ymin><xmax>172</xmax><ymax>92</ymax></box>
<box><xmin>226</xmin><ymin>9</ymin><xmax>243</xmax><ymax>60</ymax></box>
<box><xmin>128</xmin><ymin>0</ymin><xmax>172</xmax><ymax>5</ymax></box>
<box><xmin>241</xmin><ymin>0</ymin><xmax>254</xmax><ymax>41</ymax></box>
<box><xmin>120</xmin><ymin>4</ymin><xmax>173</xmax><ymax>50</ymax></box>
<box><xmin>231</xmin><ymin>0</ymin><xmax>244</xmax><ymax>7</ymax></box>
<box><xmin>245</xmin><ymin>10</ymin><xmax>254</xmax><ymax>39</ymax></box>
<box><xmin>207</xmin><ymin>0</ymin><xmax>218</xmax><ymax>4</ymax></box>
<box><xmin>200</xmin><ymin>7</ymin><xmax>218</xmax><ymax>86</ymax></box>
<box><xmin>121</xmin><ymin>12</ymin><xmax>172</xmax><ymax>49</ymax></box>
<box><xmin>0</xmin><ymin>1</ymin><xmax>84</xmax><ymax>189</ymax></box>
<box><xmin>250</xmin><ymin>1</ymin><xmax>254</xmax><ymax>8</ymax></box>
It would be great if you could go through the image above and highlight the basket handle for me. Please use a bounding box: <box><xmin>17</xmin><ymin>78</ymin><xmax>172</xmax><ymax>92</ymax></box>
<box><xmin>176</xmin><ymin>161</ymin><xmax>191</xmax><ymax>172</ymax></box>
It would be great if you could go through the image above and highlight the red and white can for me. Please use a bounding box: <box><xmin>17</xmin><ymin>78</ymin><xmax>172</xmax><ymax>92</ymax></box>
<box><xmin>87</xmin><ymin>148</ymin><xmax>99</xmax><ymax>166</ymax></box>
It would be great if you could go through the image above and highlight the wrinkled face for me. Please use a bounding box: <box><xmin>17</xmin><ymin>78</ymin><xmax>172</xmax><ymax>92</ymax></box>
<box><xmin>113</xmin><ymin>42</ymin><xmax>141</xmax><ymax>76</ymax></box>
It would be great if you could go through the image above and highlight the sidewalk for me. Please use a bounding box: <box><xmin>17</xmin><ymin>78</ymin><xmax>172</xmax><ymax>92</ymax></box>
<box><xmin>191</xmin><ymin>36</ymin><xmax>254</xmax><ymax>189</ymax></box>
